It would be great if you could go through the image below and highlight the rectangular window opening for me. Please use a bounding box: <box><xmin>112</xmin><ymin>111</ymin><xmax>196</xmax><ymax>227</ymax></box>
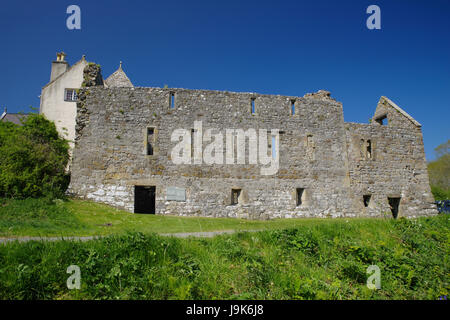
<box><xmin>375</xmin><ymin>115</ymin><xmax>388</xmax><ymax>125</ymax></box>
<box><xmin>388</xmin><ymin>197</ymin><xmax>401</xmax><ymax>219</ymax></box>
<box><xmin>307</xmin><ymin>135</ymin><xmax>313</xmax><ymax>147</ymax></box>
<box><xmin>366</xmin><ymin>139</ymin><xmax>372</xmax><ymax>159</ymax></box>
<box><xmin>296</xmin><ymin>188</ymin><xmax>304</xmax><ymax>206</ymax></box>
<box><xmin>231</xmin><ymin>189</ymin><xmax>241</xmax><ymax>205</ymax></box>
<box><xmin>291</xmin><ymin>100</ymin><xmax>296</xmax><ymax>115</ymax></box>
<box><xmin>170</xmin><ymin>92</ymin><xmax>175</xmax><ymax>109</ymax></box>
<box><xmin>360</xmin><ymin>139</ymin><xmax>365</xmax><ymax>159</ymax></box>
<box><xmin>251</xmin><ymin>98</ymin><xmax>255</xmax><ymax>114</ymax></box>
<box><xmin>147</xmin><ymin>128</ymin><xmax>154</xmax><ymax>155</ymax></box>
<box><xmin>363</xmin><ymin>195</ymin><xmax>371</xmax><ymax>207</ymax></box>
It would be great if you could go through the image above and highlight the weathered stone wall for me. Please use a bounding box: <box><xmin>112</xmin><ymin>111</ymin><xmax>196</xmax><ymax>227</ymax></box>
<box><xmin>344</xmin><ymin>98</ymin><xmax>436</xmax><ymax>217</ymax></box>
<box><xmin>68</xmin><ymin>85</ymin><xmax>437</xmax><ymax>219</ymax></box>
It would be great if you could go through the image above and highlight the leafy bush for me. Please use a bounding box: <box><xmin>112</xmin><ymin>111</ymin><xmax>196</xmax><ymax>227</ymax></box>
<box><xmin>0</xmin><ymin>113</ymin><xmax>70</xmax><ymax>199</ymax></box>
<box><xmin>428</xmin><ymin>140</ymin><xmax>450</xmax><ymax>201</ymax></box>
<box><xmin>431</xmin><ymin>185</ymin><xmax>450</xmax><ymax>201</ymax></box>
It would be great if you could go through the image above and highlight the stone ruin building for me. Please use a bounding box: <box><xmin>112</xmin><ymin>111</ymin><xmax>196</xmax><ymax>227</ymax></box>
<box><xmin>40</xmin><ymin>53</ymin><xmax>437</xmax><ymax>219</ymax></box>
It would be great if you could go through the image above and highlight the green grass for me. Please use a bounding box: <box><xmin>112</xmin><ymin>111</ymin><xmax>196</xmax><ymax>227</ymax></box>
<box><xmin>1</xmin><ymin>198</ymin><xmax>448</xmax><ymax>300</ymax></box>
<box><xmin>0</xmin><ymin>214</ymin><xmax>448</xmax><ymax>300</ymax></box>
<box><xmin>0</xmin><ymin>198</ymin><xmax>374</xmax><ymax>237</ymax></box>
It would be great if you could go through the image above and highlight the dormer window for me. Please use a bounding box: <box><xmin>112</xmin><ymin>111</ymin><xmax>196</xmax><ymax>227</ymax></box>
<box><xmin>64</xmin><ymin>89</ymin><xmax>78</xmax><ymax>102</ymax></box>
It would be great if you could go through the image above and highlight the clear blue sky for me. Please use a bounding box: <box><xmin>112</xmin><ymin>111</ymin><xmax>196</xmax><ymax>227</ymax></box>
<box><xmin>1</xmin><ymin>0</ymin><xmax>449</xmax><ymax>160</ymax></box>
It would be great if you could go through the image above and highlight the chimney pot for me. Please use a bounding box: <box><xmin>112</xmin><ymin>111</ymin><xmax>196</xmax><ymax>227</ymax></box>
<box><xmin>50</xmin><ymin>52</ymin><xmax>69</xmax><ymax>82</ymax></box>
<box><xmin>56</xmin><ymin>52</ymin><xmax>66</xmax><ymax>61</ymax></box>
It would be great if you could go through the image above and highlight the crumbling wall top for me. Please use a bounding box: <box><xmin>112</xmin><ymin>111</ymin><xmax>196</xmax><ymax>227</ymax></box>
<box><xmin>82</xmin><ymin>63</ymin><xmax>104</xmax><ymax>87</ymax></box>
<box><xmin>303</xmin><ymin>90</ymin><xmax>336</xmax><ymax>102</ymax></box>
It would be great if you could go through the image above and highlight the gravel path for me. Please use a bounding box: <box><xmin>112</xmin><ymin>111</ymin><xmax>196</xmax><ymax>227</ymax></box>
<box><xmin>0</xmin><ymin>236</ymin><xmax>101</xmax><ymax>244</ymax></box>
<box><xmin>159</xmin><ymin>230</ymin><xmax>239</xmax><ymax>238</ymax></box>
<box><xmin>0</xmin><ymin>229</ymin><xmax>257</xmax><ymax>244</ymax></box>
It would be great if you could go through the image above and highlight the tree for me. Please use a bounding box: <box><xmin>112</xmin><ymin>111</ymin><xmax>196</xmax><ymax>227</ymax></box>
<box><xmin>434</xmin><ymin>140</ymin><xmax>450</xmax><ymax>159</ymax></box>
<box><xmin>428</xmin><ymin>140</ymin><xmax>450</xmax><ymax>200</ymax></box>
<box><xmin>0</xmin><ymin>114</ymin><xmax>70</xmax><ymax>198</ymax></box>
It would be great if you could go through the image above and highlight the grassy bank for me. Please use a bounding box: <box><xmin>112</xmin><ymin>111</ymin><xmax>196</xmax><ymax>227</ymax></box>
<box><xmin>0</xmin><ymin>198</ymin><xmax>376</xmax><ymax>237</ymax></box>
<box><xmin>0</xmin><ymin>214</ymin><xmax>448</xmax><ymax>300</ymax></box>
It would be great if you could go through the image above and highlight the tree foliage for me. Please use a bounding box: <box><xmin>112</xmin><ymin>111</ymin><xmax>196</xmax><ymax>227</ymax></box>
<box><xmin>428</xmin><ymin>140</ymin><xmax>450</xmax><ymax>200</ymax></box>
<box><xmin>0</xmin><ymin>114</ymin><xmax>70</xmax><ymax>198</ymax></box>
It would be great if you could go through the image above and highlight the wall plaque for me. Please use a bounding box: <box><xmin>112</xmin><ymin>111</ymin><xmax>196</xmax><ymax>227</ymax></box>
<box><xmin>166</xmin><ymin>187</ymin><xmax>186</xmax><ymax>201</ymax></box>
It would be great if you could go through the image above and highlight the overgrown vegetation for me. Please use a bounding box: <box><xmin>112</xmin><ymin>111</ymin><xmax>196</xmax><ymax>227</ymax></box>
<box><xmin>0</xmin><ymin>113</ymin><xmax>70</xmax><ymax>199</ymax></box>
<box><xmin>431</xmin><ymin>186</ymin><xmax>450</xmax><ymax>202</ymax></box>
<box><xmin>0</xmin><ymin>215</ymin><xmax>448</xmax><ymax>300</ymax></box>
<box><xmin>428</xmin><ymin>140</ymin><xmax>450</xmax><ymax>200</ymax></box>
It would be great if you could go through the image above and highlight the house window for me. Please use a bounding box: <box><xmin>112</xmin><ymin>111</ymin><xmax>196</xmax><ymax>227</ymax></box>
<box><xmin>231</xmin><ymin>189</ymin><xmax>241</xmax><ymax>205</ymax></box>
<box><xmin>251</xmin><ymin>98</ymin><xmax>256</xmax><ymax>114</ymax></box>
<box><xmin>147</xmin><ymin>128</ymin><xmax>155</xmax><ymax>155</ymax></box>
<box><xmin>64</xmin><ymin>89</ymin><xmax>77</xmax><ymax>102</ymax></box>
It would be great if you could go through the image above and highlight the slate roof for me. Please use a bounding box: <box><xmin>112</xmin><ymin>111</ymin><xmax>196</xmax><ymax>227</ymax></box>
<box><xmin>0</xmin><ymin>113</ymin><xmax>30</xmax><ymax>125</ymax></box>
<box><xmin>104</xmin><ymin>62</ymin><xmax>133</xmax><ymax>88</ymax></box>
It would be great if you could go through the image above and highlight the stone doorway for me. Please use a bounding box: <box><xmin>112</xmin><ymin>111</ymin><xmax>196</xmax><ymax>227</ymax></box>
<box><xmin>134</xmin><ymin>186</ymin><xmax>156</xmax><ymax>214</ymax></box>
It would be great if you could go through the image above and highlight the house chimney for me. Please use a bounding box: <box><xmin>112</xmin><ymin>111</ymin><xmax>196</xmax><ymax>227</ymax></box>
<box><xmin>50</xmin><ymin>52</ymin><xmax>69</xmax><ymax>82</ymax></box>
